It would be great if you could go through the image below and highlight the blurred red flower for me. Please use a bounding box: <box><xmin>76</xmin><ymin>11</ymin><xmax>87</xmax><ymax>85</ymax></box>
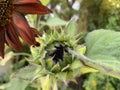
<box><xmin>0</xmin><ymin>0</ymin><xmax>52</xmax><ymax>58</ymax></box>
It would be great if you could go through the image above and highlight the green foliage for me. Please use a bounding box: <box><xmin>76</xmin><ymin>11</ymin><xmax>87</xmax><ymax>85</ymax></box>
<box><xmin>6</xmin><ymin>78</ymin><xmax>29</xmax><ymax>90</ymax></box>
<box><xmin>6</xmin><ymin>65</ymin><xmax>39</xmax><ymax>90</ymax></box>
<box><xmin>46</xmin><ymin>16</ymin><xmax>68</xmax><ymax>26</ymax></box>
<box><xmin>80</xmin><ymin>0</ymin><xmax>120</xmax><ymax>31</ymax></box>
<box><xmin>86</xmin><ymin>30</ymin><xmax>120</xmax><ymax>60</ymax></box>
<box><xmin>85</xmin><ymin>29</ymin><xmax>120</xmax><ymax>79</ymax></box>
<box><xmin>83</xmin><ymin>72</ymin><xmax>120</xmax><ymax>90</ymax></box>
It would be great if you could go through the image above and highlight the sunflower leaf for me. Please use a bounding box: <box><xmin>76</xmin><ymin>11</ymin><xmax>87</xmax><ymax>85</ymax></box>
<box><xmin>85</xmin><ymin>29</ymin><xmax>120</xmax><ymax>79</ymax></box>
<box><xmin>6</xmin><ymin>78</ymin><xmax>29</xmax><ymax>90</ymax></box>
<box><xmin>13</xmin><ymin>64</ymin><xmax>38</xmax><ymax>81</ymax></box>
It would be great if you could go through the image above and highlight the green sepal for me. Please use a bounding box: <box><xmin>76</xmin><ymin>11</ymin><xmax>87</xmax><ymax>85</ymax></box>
<box><xmin>61</xmin><ymin>64</ymin><xmax>70</xmax><ymax>72</ymax></box>
<box><xmin>56</xmin><ymin>72</ymin><xmax>67</xmax><ymax>81</ymax></box>
<box><xmin>51</xmin><ymin>63</ymin><xmax>61</xmax><ymax>73</ymax></box>
<box><xmin>46</xmin><ymin>58</ymin><xmax>54</xmax><ymax>69</ymax></box>
<box><xmin>30</xmin><ymin>46</ymin><xmax>40</xmax><ymax>58</ymax></box>
<box><xmin>70</xmin><ymin>60</ymin><xmax>82</xmax><ymax>70</ymax></box>
<box><xmin>40</xmin><ymin>75</ymin><xmax>51</xmax><ymax>90</ymax></box>
<box><xmin>80</xmin><ymin>66</ymin><xmax>98</xmax><ymax>74</ymax></box>
<box><xmin>66</xmin><ymin>72</ymin><xmax>76</xmax><ymax>83</ymax></box>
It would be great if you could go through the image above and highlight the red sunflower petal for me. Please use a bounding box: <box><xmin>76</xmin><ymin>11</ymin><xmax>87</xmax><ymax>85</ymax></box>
<box><xmin>14</xmin><ymin>0</ymin><xmax>52</xmax><ymax>14</ymax></box>
<box><xmin>14</xmin><ymin>0</ymin><xmax>39</xmax><ymax>4</ymax></box>
<box><xmin>31</xmin><ymin>28</ymin><xmax>42</xmax><ymax>37</ymax></box>
<box><xmin>5</xmin><ymin>22</ymin><xmax>24</xmax><ymax>50</ymax></box>
<box><xmin>13</xmin><ymin>11</ymin><xmax>36</xmax><ymax>45</ymax></box>
<box><xmin>0</xmin><ymin>27</ymin><xmax>5</xmax><ymax>58</ymax></box>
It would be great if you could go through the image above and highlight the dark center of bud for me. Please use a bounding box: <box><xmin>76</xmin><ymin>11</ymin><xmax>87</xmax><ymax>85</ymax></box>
<box><xmin>0</xmin><ymin>0</ymin><xmax>13</xmax><ymax>26</ymax></box>
<box><xmin>50</xmin><ymin>45</ymin><xmax>66</xmax><ymax>63</ymax></box>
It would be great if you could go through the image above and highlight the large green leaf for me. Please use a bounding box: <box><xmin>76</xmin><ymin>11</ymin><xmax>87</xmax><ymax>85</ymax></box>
<box><xmin>6</xmin><ymin>64</ymin><xmax>40</xmax><ymax>90</ymax></box>
<box><xmin>6</xmin><ymin>78</ymin><xmax>29</xmax><ymax>90</ymax></box>
<box><xmin>13</xmin><ymin>64</ymin><xmax>39</xmax><ymax>80</ymax></box>
<box><xmin>86</xmin><ymin>30</ymin><xmax>120</xmax><ymax>59</ymax></box>
<box><xmin>85</xmin><ymin>29</ymin><xmax>120</xmax><ymax>79</ymax></box>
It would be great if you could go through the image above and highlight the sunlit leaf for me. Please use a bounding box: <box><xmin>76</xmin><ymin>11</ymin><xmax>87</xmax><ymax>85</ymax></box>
<box><xmin>40</xmin><ymin>0</ymin><xmax>50</xmax><ymax>5</ymax></box>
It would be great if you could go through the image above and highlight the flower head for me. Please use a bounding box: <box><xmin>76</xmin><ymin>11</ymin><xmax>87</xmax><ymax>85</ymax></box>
<box><xmin>28</xmin><ymin>30</ymin><xmax>82</xmax><ymax>90</ymax></box>
<box><xmin>0</xmin><ymin>0</ymin><xmax>52</xmax><ymax>58</ymax></box>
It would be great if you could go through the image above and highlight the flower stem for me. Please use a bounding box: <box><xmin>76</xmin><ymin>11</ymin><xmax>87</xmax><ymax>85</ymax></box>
<box><xmin>67</xmin><ymin>48</ymin><xmax>120</xmax><ymax>79</ymax></box>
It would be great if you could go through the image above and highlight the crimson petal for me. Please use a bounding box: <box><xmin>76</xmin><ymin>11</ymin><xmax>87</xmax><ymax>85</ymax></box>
<box><xmin>31</xmin><ymin>28</ymin><xmax>42</xmax><ymax>37</ymax></box>
<box><xmin>5</xmin><ymin>22</ymin><xmax>24</xmax><ymax>50</ymax></box>
<box><xmin>13</xmin><ymin>12</ymin><xmax>36</xmax><ymax>45</ymax></box>
<box><xmin>14</xmin><ymin>1</ymin><xmax>52</xmax><ymax>14</ymax></box>
<box><xmin>0</xmin><ymin>27</ymin><xmax>5</xmax><ymax>58</ymax></box>
<box><xmin>14</xmin><ymin>0</ymin><xmax>40</xmax><ymax>4</ymax></box>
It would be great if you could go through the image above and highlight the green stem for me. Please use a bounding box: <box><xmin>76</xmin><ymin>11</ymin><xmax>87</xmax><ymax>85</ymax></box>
<box><xmin>67</xmin><ymin>48</ymin><xmax>120</xmax><ymax>79</ymax></box>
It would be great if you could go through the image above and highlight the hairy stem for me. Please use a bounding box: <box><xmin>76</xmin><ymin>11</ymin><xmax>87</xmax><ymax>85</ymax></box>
<box><xmin>67</xmin><ymin>48</ymin><xmax>120</xmax><ymax>79</ymax></box>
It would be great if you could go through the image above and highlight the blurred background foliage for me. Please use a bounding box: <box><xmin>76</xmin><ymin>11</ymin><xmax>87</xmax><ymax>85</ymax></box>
<box><xmin>1</xmin><ymin>0</ymin><xmax>120</xmax><ymax>90</ymax></box>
